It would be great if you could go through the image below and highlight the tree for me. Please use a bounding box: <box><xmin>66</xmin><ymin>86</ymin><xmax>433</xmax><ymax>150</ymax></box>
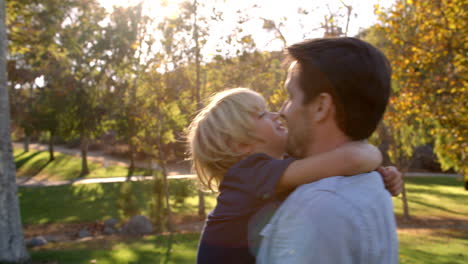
<box><xmin>132</xmin><ymin>60</ymin><xmax>187</xmax><ymax>232</ymax></box>
<box><xmin>31</xmin><ymin>88</ymin><xmax>59</xmax><ymax>161</ymax></box>
<box><xmin>261</xmin><ymin>17</ymin><xmax>288</xmax><ymax>47</ymax></box>
<box><xmin>320</xmin><ymin>2</ymin><xmax>356</xmax><ymax>38</ymax></box>
<box><xmin>376</xmin><ymin>0</ymin><xmax>467</xmax><ymax>176</ymax></box>
<box><xmin>0</xmin><ymin>0</ymin><xmax>30</xmax><ymax>262</ymax></box>
<box><xmin>360</xmin><ymin>25</ymin><xmax>413</xmax><ymax>219</ymax></box>
<box><xmin>103</xmin><ymin>3</ymin><xmax>154</xmax><ymax>179</ymax></box>
<box><xmin>192</xmin><ymin>0</ymin><xmax>207</xmax><ymax>218</ymax></box>
<box><xmin>6</xmin><ymin>0</ymin><xmax>73</xmax><ymax>154</ymax></box>
<box><xmin>6</xmin><ymin>0</ymin><xmax>38</xmax><ymax>153</ymax></box>
<box><xmin>159</xmin><ymin>0</ymin><xmax>212</xmax><ymax>218</ymax></box>
<box><xmin>56</xmin><ymin>0</ymin><xmax>109</xmax><ymax>176</ymax></box>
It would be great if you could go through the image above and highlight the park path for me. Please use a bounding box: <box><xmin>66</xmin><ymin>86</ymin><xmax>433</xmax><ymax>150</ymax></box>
<box><xmin>13</xmin><ymin>142</ymin><xmax>195</xmax><ymax>187</ymax></box>
<box><xmin>13</xmin><ymin>142</ymin><xmax>191</xmax><ymax>172</ymax></box>
<box><xmin>16</xmin><ymin>175</ymin><xmax>197</xmax><ymax>187</ymax></box>
<box><xmin>13</xmin><ymin>142</ymin><xmax>461</xmax><ymax>188</ymax></box>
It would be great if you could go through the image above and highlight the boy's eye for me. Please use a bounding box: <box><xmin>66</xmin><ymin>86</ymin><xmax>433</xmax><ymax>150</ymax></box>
<box><xmin>258</xmin><ymin>111</ymin><xmax>267</xmax><ymax>118</ymax></box>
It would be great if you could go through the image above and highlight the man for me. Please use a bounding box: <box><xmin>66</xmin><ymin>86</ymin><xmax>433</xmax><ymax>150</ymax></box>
<box><xmin>257</xmin><ymin>38</ymin><xmax>399</xmax><ymax>263</ymax></box>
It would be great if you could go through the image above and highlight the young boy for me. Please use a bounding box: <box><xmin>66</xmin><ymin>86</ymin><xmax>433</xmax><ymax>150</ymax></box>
<box><xmin>187</xmin><ymin>88</ymin><xmax>400</xmax><ymax>264</ymax></box>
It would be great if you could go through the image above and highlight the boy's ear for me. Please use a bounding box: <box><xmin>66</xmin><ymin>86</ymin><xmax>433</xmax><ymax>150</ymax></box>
<box><xmin>228</xmin><ymin>140</ymin><xmax>254</xmax><ymax>155</ymax></box>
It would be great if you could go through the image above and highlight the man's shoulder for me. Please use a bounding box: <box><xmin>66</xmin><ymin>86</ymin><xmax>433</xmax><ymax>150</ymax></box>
<box><xmin>259</xmin><ymin>173</ymin><xmax>399</xmax><ymax>264</ymax></box>
<box><xmin>292</xmin><ymin>171</ymin><xmax>383</xmax><ymax>195</ymax></box>
<box><xmin>276</xmin><ymin>176</ymin><xmax>346</xmax><ymax>216</ymax></box>
<box><xmin>269</xmin><ymin>171</ymin><xmax>396</xmax><ymax>236</ymax></box>
<box><xmin>281</xmin><ymin>171</ymin><xmax>389</xmax><ymax>212</ymax></box>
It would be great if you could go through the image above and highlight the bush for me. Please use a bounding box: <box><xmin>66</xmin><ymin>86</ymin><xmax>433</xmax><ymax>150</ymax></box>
<box><xmin>170</xmin><ymin>179</ymin><xmax>197</xmax><ymax>205</ymax></box>
<box><xmin>116</xmin><ymin>182</ymin><xmax>141</xmax><ymax>219</ymax></box>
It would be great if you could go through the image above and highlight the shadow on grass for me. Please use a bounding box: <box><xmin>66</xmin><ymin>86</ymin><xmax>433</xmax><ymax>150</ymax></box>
<box><xmin>432</xmin><ymin>229</ymin><xmax>468</xmax><ymax>241</ymax></box>
<box><xmin>14</xmin><ymin>150</ymin><xmax>28</xmax><ymax>160</ymax></box>
<box><xmin>405</xmin><ymin>176</ymin><xmax>462</xmax><ymax>187</ymax></box>
<box><xmin>399</xmin><ymin>247</ymin><xmax>467</xmax><ymax>264</ymax></box>
<box><xmin>431</xmin><ymin>228</ymin><xmax>468</xmax><ymax>240</ymax></box>
<box><xmin>17</xmin><ymin>160</ymin><xmax>53</xmax><ymax>184</ymax></box>
<box><xmin>406</xmin><ymin>187</ymin><xmax>467</xmax><ymax>203</ymax></box>
<box><xmin>15</xmin><ymin>151</ymin><xmax>44</xmax><ymax>170</ymax></box>
<box><xmin>407</xmin><ymin>198</ymin><xmax>466</xmax><ymax>216</ymax></box>
<box><xmin>397</xmin><ymin>216</ymin><xmax>468</xmax><ymax>231</ymax></box>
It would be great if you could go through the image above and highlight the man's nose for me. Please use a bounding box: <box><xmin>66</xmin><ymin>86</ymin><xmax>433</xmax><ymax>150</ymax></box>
<box><xmin>279</xmin><ymin>100</ymin><xmax>289</xmax><ymax>115</ymax></box>
<box><xmin>270</xmin><ymin>112</ymin><xmax>281</xmax><ymax>121</ymax></box>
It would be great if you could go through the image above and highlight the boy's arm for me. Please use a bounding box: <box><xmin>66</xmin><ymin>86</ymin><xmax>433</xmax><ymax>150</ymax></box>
<box><xmin>277</xmin><ymin>141</ymin><xmax>382</xmax><ymax>192</ymax></box>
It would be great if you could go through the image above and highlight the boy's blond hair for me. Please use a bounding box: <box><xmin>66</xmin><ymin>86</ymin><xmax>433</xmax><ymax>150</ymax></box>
<box><xmin>187</xmin><ymin>88</ymin><xmax>266</xmax><ymax>192</ymax></box>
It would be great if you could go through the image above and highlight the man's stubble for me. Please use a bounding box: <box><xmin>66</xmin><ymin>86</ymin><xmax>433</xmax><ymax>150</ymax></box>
<box><xmin>286</xmin><ymin>108</ymin><xmax>313</xmax><ymax>159</ymax></box>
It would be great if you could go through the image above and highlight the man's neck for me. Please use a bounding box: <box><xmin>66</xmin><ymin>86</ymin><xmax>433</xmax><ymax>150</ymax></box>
<box><xmin>305</xmin><ymin>129</ymin><xmax>351</xmax><ymax>157</ymax></box>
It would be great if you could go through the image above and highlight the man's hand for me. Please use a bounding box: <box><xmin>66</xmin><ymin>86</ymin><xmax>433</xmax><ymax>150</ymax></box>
<box><xmin>377</xmin><ymin>166</ymin><xmax>403</xmax><ymax>196</ymax></box>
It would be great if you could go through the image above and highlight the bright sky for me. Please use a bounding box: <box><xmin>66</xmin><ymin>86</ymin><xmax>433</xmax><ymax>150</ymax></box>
<box><xmin>98</xmin><ymin>0</ymin><xmax>395</xmax><ymax>59</ymax></box>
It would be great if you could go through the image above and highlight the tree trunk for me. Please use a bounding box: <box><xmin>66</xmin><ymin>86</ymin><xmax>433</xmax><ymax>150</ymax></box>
<box><xmin>148</xmin><ymin>154</ymin><xmax>166</xmax><ymax>232</ymax></box>
<box><xmin>0</xmin><ymin>0</ymin><xmax>31</xmax><ymax>261</ymax></box>
<box><xmin>198</xmin><ymin>190</ymin><xmax>206</xmax><ymax>218</ymax></box>
<box><xmin>146</xmin><ymin>155</ymin><xmax>152</xmax><ymax>173</ymax></box>
<box><xmin>80</xmin><ymin>135</ymin><xmax>89</xmax><ymax>177</ymax></box>
<box><xmin>127</xmin><ymin>143</ymin><xmax>135</xmax><ymax>181</ymax></box>
<box><xmin>153</xmin><ymin>177</ymin><xmax>164</xmax><ymax>232</ymax></box>
<box><xmin>48</xmin><ymin>130</ymin><xmax>55</xmax><ymax>161</ymax></box>
<box><xmin>159</xmin><ymin>156</ymin><xmax>173</xmax><ymax>232</ymax></box>
<box><xmin>401</xmin><ymin>179</ymin><xmax>410</xmax><ymax>219</ymax></box>
<box><xmin>398</xmin><ymin>154</ymin><xmax>410</xmax><ymax>220</ymax></box>
<box><xmin>377</xmin><ymin>123</ymin><xmax>392</xmax><ymax>166</ymax></box>
<box><xmin>23</xmin><ymin>133</ymin><xmax>29</xmax><ymax>152</ymax></box>
<box><xmin>193</xmin><ymin>0</ymin><xmax>206</xmax><ymax>218</ymax></box>
<box><xmin>156</xmin><ymin>127</ymin><xmax>173</xmax><ymax>232</ymax></box>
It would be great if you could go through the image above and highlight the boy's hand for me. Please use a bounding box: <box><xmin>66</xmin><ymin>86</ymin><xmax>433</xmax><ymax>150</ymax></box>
<box><xmin>377</xmin><ymin>166</ymin><xmax>403</xmax><ymax>196</ymax></box>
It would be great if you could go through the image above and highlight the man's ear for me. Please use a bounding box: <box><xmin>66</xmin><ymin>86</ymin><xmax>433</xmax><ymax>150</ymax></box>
<box><xmin>311</xmin><ymin>93</ymin><xmax>334</xmax><ymax>122</ymax></box>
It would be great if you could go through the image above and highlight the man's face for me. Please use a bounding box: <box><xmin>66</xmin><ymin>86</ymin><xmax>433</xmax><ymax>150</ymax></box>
<box><xmin>280</xmin><ymin>62</ymin><xmax>314</xmax><ymax>158</ymax></box>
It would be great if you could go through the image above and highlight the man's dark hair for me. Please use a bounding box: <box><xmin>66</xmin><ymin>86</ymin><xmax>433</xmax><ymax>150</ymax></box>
<box><xmin>287</xmin><ymin>37</ymin><xmax>391</xmax><ymax>140</ymax></box>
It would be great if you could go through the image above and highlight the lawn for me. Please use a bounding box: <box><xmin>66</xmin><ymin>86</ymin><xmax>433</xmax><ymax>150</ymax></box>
<box><xmin>393</xmin><ymin>177</ymin><xmax>468</xmax><ymax>264</ymax></box>
<box><xmin>30</xmin><ymin>234</ymin><xmax>199</xmax><ymax>264</ymax></box>
<box><xmin>393</xmin><ymin>176</ymin><xmax>468</xmax><ymax>220</ymax></box>
<box><xmin>30</xmin><ymin>231</ymin><xmax>467</xmax><ymax>264</ymax></box>
<box><xmin>14</xmin><ymin>148</ymin><xmax>147</xmax><ymax>180</ymax></box>
<box><xmin>398</xmin><ymin>229</ymin><xmax>467</xmax><ymax>264</ymax></box>
<box><xmin>19</xmin><ymin>180</ymin><xmax>217</xmax><ymax>225</ymax></box>
<box><xmin>20</xmin><ymin>177</ymin><xmax>467</xmax><ymax>263</ymax></box>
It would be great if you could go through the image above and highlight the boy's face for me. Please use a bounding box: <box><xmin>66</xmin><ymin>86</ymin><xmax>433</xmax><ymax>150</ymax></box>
<box><xmin>250</xmin><ymin>110</ymin><xmax>288</xmax><ymax>159</ymax></box>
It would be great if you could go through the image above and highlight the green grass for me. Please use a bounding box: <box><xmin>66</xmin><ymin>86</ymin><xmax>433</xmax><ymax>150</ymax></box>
<box><xmin>21</xmin><ymin>177</ymin><xmax>467</xmax><ymax>263</ymax></box>
<box><xmin>14</xmin><ymin>148</ymin><xmax>147</xmax><ymax>180</ymax></box>
<box><xmin>393</xmin><ymin>177</ymin><xmax>468</xmax><ymax>264</ymax></box>
<box><xmin>31</xmin><ymin>233</ymin><xmax>199</xmax><ymax>264</ymax></box>
<box><xmin>29</xmin><ymin>230</ymin><xmax>468</xmax><ymax>264</ymax></box>
<box><xmin>399</xmin><ymin>229</ymin><xmax>468</xmax><ymax>264</ymax></box>
<box><xmin>19</xmin><ymin>181</ymin><xmax>217</xmax><ymax>225</ymax></box>
<box><xmin>393</xmin><ymin>177</ymin><xmax>468</xmax><ymax>220</ymax></box>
